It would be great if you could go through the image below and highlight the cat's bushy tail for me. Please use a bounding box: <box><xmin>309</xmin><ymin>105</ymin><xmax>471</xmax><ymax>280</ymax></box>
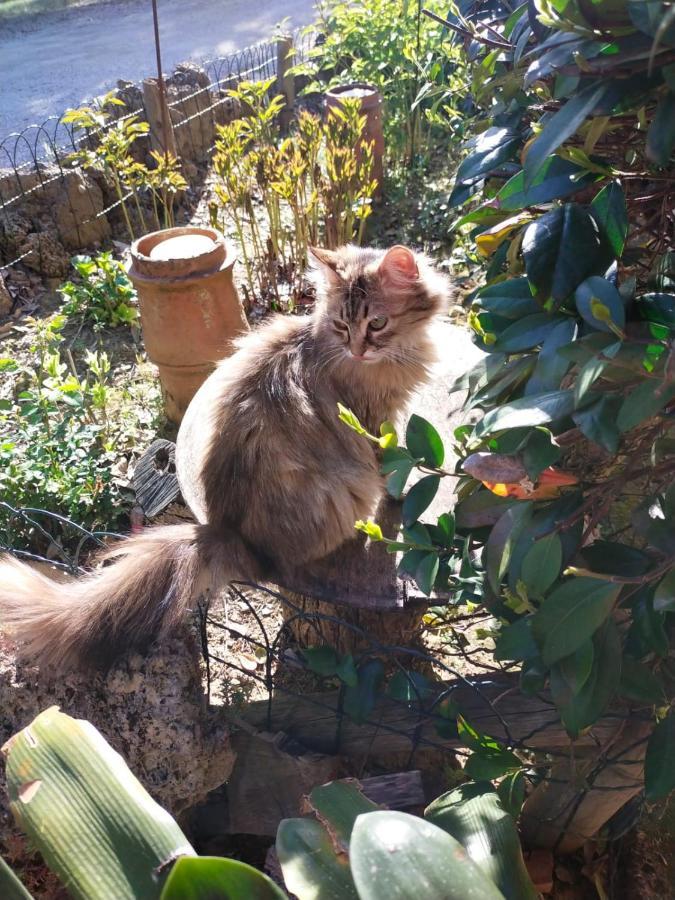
<box><xmin>0</xmin><ymin>523</ymin><xmax>259</xmax><ymax>671</ymax></box>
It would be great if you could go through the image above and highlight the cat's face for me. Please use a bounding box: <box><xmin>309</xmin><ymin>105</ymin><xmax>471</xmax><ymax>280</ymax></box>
<box><xmin>310</xmin><ymin>244</ymin><xmax>443</xmax><ymax>365</ymax></box>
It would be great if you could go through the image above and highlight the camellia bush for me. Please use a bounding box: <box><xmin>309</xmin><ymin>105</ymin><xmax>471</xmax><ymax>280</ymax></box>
<box><xmin>344</xmin><ymin>0</ymin><xmax>675</xmax><ymax>805</ymax></box>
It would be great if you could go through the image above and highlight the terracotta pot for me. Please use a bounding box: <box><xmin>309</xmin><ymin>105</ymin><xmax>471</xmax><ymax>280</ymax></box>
<box><xmin>324</xmin><ymin>82</ymin><xmax>385</xmax><ymax>198</ymax></box>
<box><xmin>128</xmin><ymin>226</ymin><xmax>248</xmax><ymax>424</ymax></box>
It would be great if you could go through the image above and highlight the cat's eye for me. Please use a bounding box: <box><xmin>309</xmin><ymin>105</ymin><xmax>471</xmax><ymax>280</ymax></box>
<box><xmin>368</xmin><ymin>316</ymin><xmax>388</xmax><ymax>331</ymax></box>
<box><xmin>333</xmin><ymin>319</ymin><xmax>349</xmax><ymax>332</ymax></box>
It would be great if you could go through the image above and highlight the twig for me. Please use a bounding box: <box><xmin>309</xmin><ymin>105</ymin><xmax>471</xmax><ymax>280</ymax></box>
<box><xmin>421</xmin><ymin>8</ymin><xmax>512</xmax><ymax>50</ymax></box>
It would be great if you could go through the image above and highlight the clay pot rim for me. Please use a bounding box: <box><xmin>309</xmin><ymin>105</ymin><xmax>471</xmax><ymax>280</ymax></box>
<box><xmin>325</xmin><ymin>82</ymin><xmax>380</xmax><ymax>99</ymax></box>
<box><xmin>129</xmin><ymin>226</ymin><xmax>236</xmax><ymax>283</ymax></box>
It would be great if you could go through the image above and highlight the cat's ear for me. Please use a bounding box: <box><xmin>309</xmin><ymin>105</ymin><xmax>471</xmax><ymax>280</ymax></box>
<box><xmin>308</xmin><ymin>246</ymin><xmax>342</xmax><ymax>291</ymax></box>
<box><xmin>378</xmin><ymin>245</ymin><xmax>419</xmax><ymax>289</ymax></box>
<box><xmin>308</xmin><ymin>246</ymin><xmax>340</xmax><ymax>271</ymax></box>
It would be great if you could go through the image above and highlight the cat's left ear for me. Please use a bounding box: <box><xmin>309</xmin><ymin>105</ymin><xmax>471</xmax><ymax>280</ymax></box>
<box><xmin>378</xmin><ymin>245</ymin><xmax>419</xmax><ymax>288</ymax></box>
<box><xmin>308</xmin><ymin>246</ymin><xmax>343</xmax><ymax>290</ymax></box>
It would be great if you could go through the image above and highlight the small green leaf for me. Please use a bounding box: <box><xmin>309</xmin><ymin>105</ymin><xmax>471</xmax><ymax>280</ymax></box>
<box><xmin>485</xmin><ymin>504</ymin><xmax>533</xmax><ymax>593</ymax></box>
<box><xmin>402</xmin><ymin>475</ymin><xmax>440</xmax><ymax>527</ymax></box>
<box><xmin>355</xmin><ymin>519</ymin><xmax>384</xmax><ymax>541</ymax></box>
<box><xmin>337</xmin><ymin>403</ymin><xmax>367</xmax><ymax>435</ymax></box>
<box><xmin>645</xmin><ymin>714</ymin><xmax>675</xmax><ymax>801</ymax></box>
<box><xmin>532</xmin><ymin>578</ymin><xmax>620</xmax><ymax>666</ymax></box>
<box><xmin>493</xmin><ymin>314</ymin><xmax>567</xmax><ymax>352</ymax></box>
<box><xmin>497</xmin><ymin>155</ymin><xmax>597</xmax><ymax>210</ymax></box>
<box><xmin>301</xmin><ymin>646</ymin><xmax>339</xmax><ymax>677</ymax></box>
<box><xmin>520</xmin><ymin>533</ymin><xmax>563</xmax><ymax>597</ymax></box>
<box><xmin>387</xmin><ymin>670</ymin><xmax>436</xmax><ymax>704</ymax></box>
<box><xmin>160</xmin><ymin>857</ymin><xmax>287</xmax><ymax>900</ymax></box>
<box><xmin>405</xmin><ymin>415</ymin><xmax>445</xmax><ymax>467</ymax></box>
<box><xmin>343</xmin><ymin>660</ymin><xmax>385</xmax><ymax>725</ymax></box>
<box><xmin>335</xmin><ymin>654</ymin><xmax>358</xmax><ymax>688</ymax></box>
<box><xmin>435</xmin><ymin>512</ymin><xmax>456</xmax><ymax>547</ymax></box>
<box><xmin>522</xmin><ymin>427</ymin><xmax>561</xmax><ymax>479</ymax></box>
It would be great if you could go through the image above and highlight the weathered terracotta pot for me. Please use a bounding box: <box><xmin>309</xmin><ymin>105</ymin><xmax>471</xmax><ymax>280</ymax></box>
<box><xmin>128</xmin><ymin>226</ymin><xmax>248</xmax><ymax>424</ymax></box>
<box><xmin>324</xmin><ymin>82</ymin><xmax>385</xmax><ymax>198</ymax></box>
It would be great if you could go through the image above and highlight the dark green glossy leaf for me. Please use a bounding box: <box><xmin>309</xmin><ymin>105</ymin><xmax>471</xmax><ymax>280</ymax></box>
<box><xmin>386</xmin><ymin>460</ymin><xmax>415</xmax><ymax>499</ymax></box>
<box><xmin>524</xmin><ymin>83</ymin><xmax>609</xmax><ymax>186</ymax></box>
<box><xmin>455</xmin><ymin>491</ymin><xmax>517</xmax><ymax>529</ymax></box>
<box><xmin>474</xmin><ymin>277</ymin><xmax>541</xmax><ymax>319</ymax></box>
<box><xmin>406</xmin><ymin>414</ymin><xmax>445</xmax><ymax>467</ymax></box>
<box><xmin>402</xmin><ymin>475</ymin><xmax>440</xmax><ymax>527</ymax></box>
<box><xmin>520</xmin><ymin>533</ymin><xmax>563</xmax><ymax>597</ymax></box>
<box><xmin>522</xmin><ymin>427</ymin><xmax>562</xmax><ymax>479</ymax></box>
<box><xmin>456</xmin><ymin>126</ymin><xmax>520</xmax><ymax>185</ymax></box>
<box><xmin>493</xmin><ymin>313</ymin><xmax>567</xmax><ymax>352</ymax></box>
<box><xmin>590</xmin><ymin>182</ymin><xmax>628</xmax><ymax>257</ymax></box>
<box><xmin>532</xmin><ymin>577</ymin><xmax>620</xmax><ymax>666</ymax></box>
<box><xmin>555</xmin><ymin>640</ymin><xmax>594</xmax><ymax>696</ymax></box>
<box><xmin>415</xmin><ymin>552</ymin><xmax>440</xmax><ymax>595</ymax></box>
<box><xmin>617</xmin><ymin>379</ymin><xmax>675</xmax><ymax>433</ymax></box>
<box><xmin>520</xmin><ymin>657</ymin><xmax>548</xmax><ymax>695</ymax></box>
<box><xmin>645</xmin><ymin>714</ymin><xmax>675</xmax><ymax>801</ymax></box>
<box><xmin>497</xmin><ymin>772</ymin><xmax>526</xmax><ymax>820</ymax></box>
<box><xmin>485</xmin><ymin>503</ymin><xmax>533</xmax><ymax>593</ymax></box>
<box><xmin>524</xmin><ymin>319</ymin><xmax>576</xmax><ymax>395</ymax></box>
<box><xmin>575</xmin><ymin>277</ymin><xmax>626</xmax><ymax>333</ymax></box>
<box><xmin>475</xmin><ymin>389</ymin><xmax>575</xmax><ymax>437</ymax></box>
<box><xmin>550</xmin><ymin>619</ymin><xmax>621</xmax><ymax>738</ymax></box>
<box><xmin>654</xmin><ymin>568</ymin><xmax>675</xmax><ymax>612</ymax></box>
<box><xmin>336</xmin><ymin>654</ymin><xmax>358</xmax><ymax>688</ymax></box>
<box><xmin>494</xmin><ymin>617</ymin><xmax>539</xmax><ymax>662</ymax></box>
<box><xmin>635</xmin><ymin>292</ymin><xmax>675</xmax><ymax>329</ymax></box>
<box><xmin>522</xmin><ymin>205</ymin><xmax>602</xmax><ymax>304</ymax></box>
<box><xmin>628</xmin><ymin>591</ymin><xmax>669</xmax><ymax>658</ymax></box>
<box><xmin>572</xmin><ymin>395</ymin><xmax>622</xmax><ymax>453</ymax></box>
<box><xmin>646</xmin><ymin>92</ymin><xmax>675</xmax><ymax>167</ymax></box>
<box><xmin>160</xmin><ymin>857</ymin><xmax>287</xmax><ymax>900</ymax></box>
<box><xmin>580</xmin><ymin>541</ymin><xmax>651</xmax><ymax>577</ymax></box>
<box><xmin>435</xmin><ymin>512</ymin><xmax>456</xmax><ymax>547</ymax></box>
<box><xmin>629</xmin><ymin>1</ymin><xmax>675</xmax><ymax>45</ymax></box>
<box><xmin>349</xmin><ymin>811</ymin><xmax>505</xmax><ymax>900</ymax></box>
<box><xmin>619</xmin><ymin>657</ymin><xmax>665</xmax><ymax>705</ymax></box>
<box><xmin>496</xmin><ymin>156</ymin><xmax>597</xmax><ymax>211</ymax></box>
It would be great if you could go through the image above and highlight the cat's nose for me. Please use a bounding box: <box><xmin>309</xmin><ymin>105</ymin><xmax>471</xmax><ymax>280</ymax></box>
<box><xmin>350</xmin><ymin>351</ymin><xmax>366</xmax><ymax>360</ymax></box>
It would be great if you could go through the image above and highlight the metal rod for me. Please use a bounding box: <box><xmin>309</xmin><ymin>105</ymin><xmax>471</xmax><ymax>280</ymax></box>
<box><xmin>151</xmin><ymin>0</ymin><xmax>172</xmax><ymax>159</ymax></box>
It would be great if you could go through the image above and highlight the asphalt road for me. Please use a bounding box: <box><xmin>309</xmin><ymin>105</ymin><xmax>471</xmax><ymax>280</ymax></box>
<box><xmin>0</xmin><ymin>0</ymin><xmax>316</xmax><ymax>139</ymax></box>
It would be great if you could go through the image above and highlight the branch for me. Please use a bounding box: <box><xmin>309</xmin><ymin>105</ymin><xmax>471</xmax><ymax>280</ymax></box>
<box><xmin>421</xmin><ymin>8</ymin><xmax>513</xmax><ymax>50</ymax></box>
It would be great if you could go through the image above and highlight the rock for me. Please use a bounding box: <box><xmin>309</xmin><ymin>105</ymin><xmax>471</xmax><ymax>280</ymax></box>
<box><xmin>17</xmin><ymin>231</ymin><xmax>69</xmax><ymax>277</ymax></box>
<box><xmin>0</xmin><ymin>273</ymin><xmax>12</xmax><ymax>316</ymax></box>
<box><xmin>0</xmin><ymin>624</ymin><xmax>234</xmax><ymax>869</ymax></box>
<box><xmin>49</xmin><ymin>169</ymin><xmax>111</xmax><ymax>250</ymax></box>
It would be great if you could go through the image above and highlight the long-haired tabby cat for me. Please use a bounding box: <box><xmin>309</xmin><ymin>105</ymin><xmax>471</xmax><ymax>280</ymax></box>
<box><xmin>0</xmin><ymin>244</ymin><xmax>448</xmax><ymax>669</ymax></box>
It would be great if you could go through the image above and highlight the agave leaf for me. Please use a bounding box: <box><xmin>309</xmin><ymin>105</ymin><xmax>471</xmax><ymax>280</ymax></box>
<box><xmin>425</xmin><ymin>784</ymin><xmax>538</xmax><ymax>900</ymax></box>
<box><xmin>3</xmin><ymin>707</ymin><xmax>195</xmax><ymax>900</ymax></box>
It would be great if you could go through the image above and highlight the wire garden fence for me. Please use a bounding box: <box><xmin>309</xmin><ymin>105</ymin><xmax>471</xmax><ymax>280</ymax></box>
<box><xmin>0</xmin><ymin>501</ymin><xmax>651</xmax><ymax>852</ymax></box>
<box><xmin>0</xmin><ymin>27</ymin><xmax>317</xmax><ymax>282</ymax></box>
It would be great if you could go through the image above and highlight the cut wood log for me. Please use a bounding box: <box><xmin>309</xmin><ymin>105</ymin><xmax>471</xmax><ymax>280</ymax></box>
<box><xmin>133</xmin><ymin>438</ymin><xmax>181</xmax><ymax>518</ymax></box>
<box><xmin>238</xmin><ymin>679</ymin><xmax>624</xmax><ymax>761</ymax></box>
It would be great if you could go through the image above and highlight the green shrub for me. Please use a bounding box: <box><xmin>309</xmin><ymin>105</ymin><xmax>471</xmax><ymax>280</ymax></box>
<box><xmin>59</xmin><ymin>252</ymin><xmax>138</xmax><ymax>328</ymax></box>
<box><xmin>343</xmin><ymin>0</ymin><xmax>675</xmax><ymax>803</ymax></box>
